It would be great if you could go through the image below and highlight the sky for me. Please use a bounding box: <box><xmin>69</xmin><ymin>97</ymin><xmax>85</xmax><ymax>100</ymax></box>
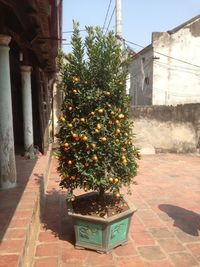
<box><xmin>62</xmin><ymin>0</ymin><xmax>199</xmax><ymax>53</ymax></box>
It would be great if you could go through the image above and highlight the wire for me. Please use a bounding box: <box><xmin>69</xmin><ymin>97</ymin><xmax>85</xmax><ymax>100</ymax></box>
<box><xmin>122</xmin><ymin>38</ymin><xmax>200</xmax><ymax>69</ymax></box>
<box><xmin>126</xmin><ymin>41</ymin><xmax>200</xmax><ymax>76</ymax></box>
<box><xmin>154</xmin><ymin>60</ymin><xmax>200</xmax><ymax>73</ymax></box>
<box><xmin>153</xmin><ymin>87</ymin><xmax>200</xmax><ymax>97</ymax></box>
<box><xmin>105</xmin><ymin>6</ymin><xmax>116</xmax><ymax>34</ymax></box>
<box><xmin>154</xmin><ymin>61</ymin><xmax>200</xmax><ymax>78</ymax></box>
<box><xmin>62</xmin><ymin>29</ymin><xmax>86</xmax><ymax>33</ymax></box>
<box><xmin>102</xmin><ymin>0</ymin><xmax>112</xmax><ymax>32</ymax></box>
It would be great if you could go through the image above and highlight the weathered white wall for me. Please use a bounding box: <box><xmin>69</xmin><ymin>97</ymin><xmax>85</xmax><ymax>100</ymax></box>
<box><xmin>152</xmin><ymin>18</ymin><xmax>200</xmax><ymax>105</ymax></box>
<box><xmin>130</xmin><ymin>17</ymin><xmax>200</xmax><ymax>106</ymax></box>
<box><xmin>129</xmin><ymin>47</ymin><xmax>153</xmax><ymax>105</ymax></box>
<box><xmin>130</xmin><ymin>104</ymin><xmax>200</xmax><ymax>154</ymax></box>
<box><xmin>133</xmin><ymin>119</ymin><xmax>196</xmax><ymax>154</ymax></box>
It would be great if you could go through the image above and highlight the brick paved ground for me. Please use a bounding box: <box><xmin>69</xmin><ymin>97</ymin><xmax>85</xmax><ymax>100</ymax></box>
<box><xmin>0</xmin><ymin>151</ymin><xmax>51</xmax><ymax>267</ymax></box>
<box><xmin>33</xmin><ymin>154</ymin><xmax>200</xmax><ymax>267</ymax></box>
<box><xmin>0</xmin><ymin>156</ymin><xmax>37</xmax><ymax>241</ymax></box>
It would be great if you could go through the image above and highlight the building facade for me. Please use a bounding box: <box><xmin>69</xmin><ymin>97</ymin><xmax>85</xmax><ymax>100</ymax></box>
<box><xmin>0</xmin><ymin>0</ymin><xmax>62</xmax><ymax>189</ymax></box>
<box><xmin>129</xmin><ymin>15</ymin><xmax>200</xmax><ymax>106</ymax></box>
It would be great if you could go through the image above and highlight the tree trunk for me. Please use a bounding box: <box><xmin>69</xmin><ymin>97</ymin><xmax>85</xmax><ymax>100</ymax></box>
<box><xmin>99</xmin><ymin>186</ymin><xmax>105</xmax><ymax>201</ymax></box>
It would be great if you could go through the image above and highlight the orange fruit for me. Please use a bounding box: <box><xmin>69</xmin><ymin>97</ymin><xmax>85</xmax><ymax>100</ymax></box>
<box><xmin>92</xmin><ymin>155</ymin><xmax>98</xmax><ymax>161</ymax></box>
<box><xmin>121</xmin><ymin>147</ymin><xmax>126</xmax><ymax>152</ymax></box>
<box><xmin>109</xmin><ymin>177</ymin><xmax>114</xmax><ymax>183</ymax></box>
<box><xmin>60</xmin><ymin>116</ymin><xmax>65</xmax><ymax>122</ymax></box>
<box><xmin>116</xmin><ymin>192</ymin><xmax>120</xmax><ymax>198</ymax></box>
<box><xmin>115</xmin><ymin>129</ymin><xmax>121</xmax><ymax>134</ymax></box>
<box><xmin>118</xmin><ymin>114</ymin><xmax>125</xmax><ymax>119</ymax></box>
<box><xmin>121</xmin><ymin>155</ymin><xmax>126</xmax><ymax>160</ymax></box>
<box><xmin>105</xmin><ymin>91</ymin><xmax>111</xmax><ymax>96</ymax></box>
<box><xmin>122</xmin><ymin>159</ymin><xmax>127</xmax><ymax>165</ymax></box>
<box><xmin>114</xmin><ymin>178</ymin><xmax>119</xmax><ymax>183</ymax></box>
<box><xmin>72</xmin><ymin>133</ymin><xmax>78</xmax><ymax>139</ymax></box>
<box><xmin>82</xmin><ymin>136</ymin><xmax>88</xmax><ymax>141</ymax></box>
<box><xmin>64</xmin><ymin>143</ymin><xmax>69</xmax><ymax>148</ymax></box>
<box><xmin>72</xmin><ymin>76</ymin><xmax>79</xmax><ymax>82</ymax></box>
<box><xmin>96</xmin><ymin>124</ymin><xmax>101</xmax><ymax>129</ymax></box>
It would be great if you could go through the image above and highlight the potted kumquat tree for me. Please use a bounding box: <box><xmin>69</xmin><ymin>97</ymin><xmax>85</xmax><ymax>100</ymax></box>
<box><xmin>56</xmin><ymin>22</ymin><xmax>139</xmax><ymax>253</ymax></box>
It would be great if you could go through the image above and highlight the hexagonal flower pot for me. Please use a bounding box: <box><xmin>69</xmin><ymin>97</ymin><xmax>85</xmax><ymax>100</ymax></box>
<box><xmin>67</xmin><ymin>192</ymin><xmax>137</xmax><ymax>253</ymax></box>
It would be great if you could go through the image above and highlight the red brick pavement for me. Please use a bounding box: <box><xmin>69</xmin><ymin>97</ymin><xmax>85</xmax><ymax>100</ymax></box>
<box><xmin>0</xmin><ymin>150</ymin><xmax>51</xmax><ymax>267</ymax></box>
<box><xmin>33</xmin><ymin>154</ymin><xmax>200</xmax><ymax>267</ymax></box>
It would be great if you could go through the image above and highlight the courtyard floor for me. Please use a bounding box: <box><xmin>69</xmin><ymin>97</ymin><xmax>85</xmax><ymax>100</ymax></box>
<box><xmin>32</xmin><ymin>154</ymin><xmax>200</xmax><ymax>267</ymax></box>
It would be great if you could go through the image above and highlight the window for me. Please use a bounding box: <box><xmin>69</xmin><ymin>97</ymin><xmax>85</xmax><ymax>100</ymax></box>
<box><xmin>144</xmin><ymin>77</ymin><xmax>150</xmax><ymax>85</ymax></box>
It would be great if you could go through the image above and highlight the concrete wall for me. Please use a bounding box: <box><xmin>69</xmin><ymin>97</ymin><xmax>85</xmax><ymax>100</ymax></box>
<box><xmin>129</xmin><ymin>16</ymin><xmax>200</xmax><ymax>106</ymax></box>
<box><xmin>129</xmin><ymin>47</ymin><xmax>153</xmax><ymax>105</ymax></box>
<box><xmin>152</xmin><ymin>17</ymin><xmax>200</xmax><ymax>105</ymax></box>
<box><xmin>130</xmin><ymin>103</ymin><xmax>200</xmax><ymax>154</ymax></box>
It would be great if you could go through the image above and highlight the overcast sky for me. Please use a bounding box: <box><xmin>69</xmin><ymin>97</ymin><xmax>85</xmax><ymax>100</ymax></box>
<box><xmin>62</xmin><ymin>0</ymin><xmax>199</xmax><ymax>53</ymax></box>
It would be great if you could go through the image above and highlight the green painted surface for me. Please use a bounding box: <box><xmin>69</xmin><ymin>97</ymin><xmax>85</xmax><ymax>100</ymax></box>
<box><xmin>108</xmin><ymin>217</ymin><xmax>129</xmax><ymax>246</ymax></box>
<box><xmin>76</xmin><ymin>220</ymin><xmax>103</xmax><ymax>246</ymax></box>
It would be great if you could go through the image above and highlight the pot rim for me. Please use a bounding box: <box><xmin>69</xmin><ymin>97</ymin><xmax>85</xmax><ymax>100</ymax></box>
<box><xmin>67</xmin><ymin>192</ymin><xmax>137</xmax><ymax>223</ymax></box>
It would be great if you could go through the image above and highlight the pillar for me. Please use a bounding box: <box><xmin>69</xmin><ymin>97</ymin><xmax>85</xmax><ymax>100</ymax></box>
<box><xmin>20</xmin><ymin>65</ymin><xmax>34</xmax><ymax>152</ymax></box>
<box><xmin>53</xmin><ymin>81</ymin><xmax>63</xmax><ymax>139</ymax></box>
<box><xmin>0</xmin><ymin>35</ymin><xmax>17</xmax><ymax>189</ymax></box>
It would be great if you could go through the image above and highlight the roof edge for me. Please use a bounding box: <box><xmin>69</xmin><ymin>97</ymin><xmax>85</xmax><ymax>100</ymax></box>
<box><xmin>167</xmin><ymin>14</ymin><xmax>200</xmax><ymax>34</ymax></box>
<box><xmin>131</xmin><ymin>44</ymin><xmax>152</xmax><ymax>59</ymax></box>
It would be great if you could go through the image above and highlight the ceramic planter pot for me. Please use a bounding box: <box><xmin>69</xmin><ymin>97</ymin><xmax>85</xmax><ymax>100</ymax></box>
<box><xmin>67</xmin><ymin>192</ymin><xmax>137</xmax><ymax>253</ymax></box>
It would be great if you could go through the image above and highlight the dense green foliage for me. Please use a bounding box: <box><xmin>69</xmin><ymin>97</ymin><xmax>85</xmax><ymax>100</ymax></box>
<box><xmin>56</xmin><ymin>23</ymin><xmax>139</xmax><ymax>201</ymax></box>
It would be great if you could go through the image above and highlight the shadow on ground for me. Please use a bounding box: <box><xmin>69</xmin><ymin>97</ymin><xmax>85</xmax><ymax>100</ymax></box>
<box><xmin>41</xmin><ymin>188</ymin><xmax>75</xmax><ymax>245</ymax></box>
<box><xmin>0</xmin><ymin>155</ymin><xmax>37</xmax><ymax>242</ymax></box>
<box><xmin>159</xmin><ymin>204</ymin><xmax>200</xmax><ymax>236</ymax></box>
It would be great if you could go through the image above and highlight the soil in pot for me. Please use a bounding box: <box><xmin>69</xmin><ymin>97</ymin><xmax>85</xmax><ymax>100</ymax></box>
<box><xmin>72</xmin><ymin>193</ymin><xmax>129</xmax><ymax>219</ymax></box>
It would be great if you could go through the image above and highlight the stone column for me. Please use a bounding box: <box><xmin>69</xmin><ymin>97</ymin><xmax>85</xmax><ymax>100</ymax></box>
<box><xmin>0</xmin><ymin>35</ymin><xmax>17</xmax><ymax>189</ymax></box>
<box><xmin>20</xmin><ymin>65</ymin><xmax>34</xmax><ymax>152</ymax></box>
<box><xmin>53</xmin><ymin>81</ymin><xmax>63</xmax><ymax>138</ymax></box>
